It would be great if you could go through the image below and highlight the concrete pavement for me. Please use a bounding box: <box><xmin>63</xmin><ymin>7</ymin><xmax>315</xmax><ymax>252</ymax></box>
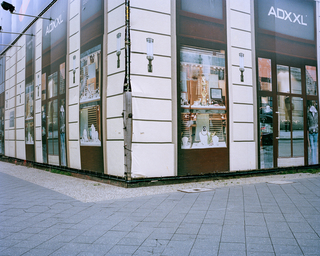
<box><xmin>0</xmin><ymin>166</ymin><xmax>320</xmax><ymax>255</ymax></box>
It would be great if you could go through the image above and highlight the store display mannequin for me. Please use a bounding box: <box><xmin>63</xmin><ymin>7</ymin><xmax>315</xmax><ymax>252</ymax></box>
<box><xmin>199</xmin><ymin>126</ymin><xmax>210</xmax><ymax>145</ymax></box>
<box><xmin>308</xmin><ymin>103</ymin><xmax>318</xmax><ymax>164</ymax></box>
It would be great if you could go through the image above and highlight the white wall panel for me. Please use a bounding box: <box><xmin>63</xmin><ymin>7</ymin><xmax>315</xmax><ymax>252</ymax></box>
<box><xmin>131</xmin><ymin>76</ymin><xmax>172</xmax><ymax>99</ymax></box>
<box><xmin>108</xmin><ymin>0</ymin><xmax>124</xmax><ymax>12</ymax></box>
<box><xmin>69</xmin><ymin>104</ymin><xmax>79</xmax><ymax>123</ymax></box>
<box><xmin>131</xmin><ymin>9</ymin><xmax>170</xmax><ymax>35</ymax></box>
<box><xmin>68</xmin><ymin>123</ymin><xmax>79</xmax><ymax>140</ymax></box>
<box><xmin>231</xmin><ymin>47</ymin><xmax>252</xmax><ymax>68</ymax></box>
<box><xmin>16</xmin><ymin>141</ymin><xmax>25</xmax><ymax>160</ymax></box>
<box><xmin>108</xmin><ymin>5</ymin><xmax>125</xmax><ymax>32</ymax></box>
<box><xmin>233</xmin><ymin>85</ymin><xmax>253</xmax><ymax>104</ymax></box>
<box><xmin>69</xmin><ymin>87</ymin><xmax>79</xmax><ymax>105</ymax></box>
<box><xmin>70</xmin><ymin>0</ymin><xmax>80</xmax><ymax>20</ymax></box>
<box><xmin>132</xmin><ymin>121</ymin><xmax>172</xmax><ymax>143</ymax></box>
<box><xmin>233</xmin><ymin>123</ymin><xmax>254</xmax><ymax>141</ymax></box>
<box><xmin>68</xmin><ymin>141</ymin><xmax>81</xmax><ymax>169</ymax></box>
<box><xmin>132</xmin><ymin>144</ymin><xmax>174</xmax><ymax>177</ymax></box>
<box><xmin>69</xmin><ymin>33</ymin><xmax>80</xmax><ymax>53</ymax></box>
<box><xmin>107</xmin><ymin>95</ymin><xmax>123</xmax><ymax>118</ymax></box>
<box><xmin>107</xmin><ymin>118</ymin><xmax>124</xmax><ymax>140</ymax></box>
<box><xmin>131</xmin><ymin>0</ymin><xmax>170</xmax><ymax>14</ymax></box>
<box><xmin>230</xmin><ymin>0</ymin><xmax>251</xmax><ymax>13</ymax></box>
<box><xmin>16</xmin><ymin>117</ymin><xmax>24</xmax><ymax>129</ymax></box>
<box><xmin>35</xmin><ymin>141</ymin><xmax>43</xmax><ymax>163</ymax></box>
<box><xmin>107</xmin><ymin>72</ymin><xmax>125</xmax><ymax>96</ymax></box>
<box><xmin>16</xmin><ymin>129</ymin><xmax>24</xmax><ymax>141</ymax></box>
<box><xmin>230</xmin><ymin>29</ymin><xmax>252</xmax><ymax>50</ymax></box>
<box><xmin>132</xmin><ymin>98</ymin><xmax>172</xmax><ymax>121</ymax></box>
<box><xmin>233</xmin><ymin>104</ymin><xmax>254</xmax><ymax>122</ymax></box>
<box><xmin>229</xmin><ymin>142</ymin><xmax>256</xmax><ymax>171</ymax></box>
<box><xmin>35</xmin><ymin>127</ymin><xmax>41</xmax><ymax>141</ymax></box>
<box><xmin>107</xmin><ymin>141</ymin><xmax>125</xmax><ymax>177</ymax></box>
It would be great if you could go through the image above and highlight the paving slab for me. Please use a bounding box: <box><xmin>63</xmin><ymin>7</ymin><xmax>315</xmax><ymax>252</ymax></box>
<box><xmin>0</xmin><ymin>162</ymin><xmax>320</xmax><ymax>255</ymax></box>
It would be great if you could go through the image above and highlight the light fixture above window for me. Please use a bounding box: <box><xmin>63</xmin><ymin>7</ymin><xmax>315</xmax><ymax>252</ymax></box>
<box><xmin>73</xmin><ymin>55</ymin><xmax>76</xmax><ymax>84</ymax></box>
<box><xmin>116</xmin><ymin>33</ymin><xmax>121</xmax><ymax>68</ymax></box>
<box><xmin>239</xmin><ymin>53</ymin><xmax>245</xmax><ymax>82</ymax></box>
<box><xmin>146</xmin><ymin>38</ymin><xmax>154</xmax><ymax>72</ymax></box>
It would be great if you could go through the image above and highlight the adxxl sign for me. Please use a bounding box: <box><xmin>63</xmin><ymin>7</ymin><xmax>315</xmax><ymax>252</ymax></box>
<box><xmin>257</xmin><ymin>0</ymin><xmax>314</xmax><ymax>41</ymax></box>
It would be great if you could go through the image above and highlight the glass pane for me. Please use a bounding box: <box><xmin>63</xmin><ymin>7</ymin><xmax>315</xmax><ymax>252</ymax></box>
<box><xmin>25</xmin><ymin>81</ymin><xmax>34</xmax><ymax>144</ymax></box>
<box><xmin>260</xmin><ymin>96</ymin><xmax>273</xmax><ymax>168</ymax></box>
<box><xmin>292</xmin><ymin>97</ymin><xmax>304</xmax><ymax>157</ymax></box>
<box><xmin>258</xmin><ymin>58</ymin><xmax>272</xmax><ymax>91</ymax></box>
<box><xmin>60</xmin><ymin>99</ymin><xmax>66</xmax><ymax>166</ymax></box>
<box><xmin>59</xmin><ymin>63</ymin><xmax>66</xmax><ymax>95</ymax></box>
<box><xmin>42</xmin><ymin>104</ymin><xmax>47</xmax><ymax>163</ymax></box>
<box><xmin>277</xmin><ymin>65</ymin><xmax>290</xmax><ymax>93</ymax></box>
<box><xmin>278</xmin><ymin>95</ymin><xmax>291</xmax><ymax>157</ymax></box>
<box><xmin>180</xmin><ymin>47</ymin><xmax>227</xmax><ymax>149</ymax></box>
<box><xmin>41</xmin><ymin>73</ymin><xmax>46</xmax><ymax>100</ymax></box>
<box><xmin>53</xmin><ymin>99</ymin><xmax>59</xmax><ymax>155</ymax></box>
<box><xmin>307</xmin><ymin>100</ymin><xmax>318</xmax><ymax>165</ymax></box>
<box><xmin>290</xmin><ymin>67</ymin><xmax>301</xmax><ymax>94</ymax></box>
<box><xmin>306</xmin><ymin>66</ymin><xmax>317</xmax><ymax>95</ymax></box>
<box><xmin>47</xmin><ymin>101</ymin><xmax>53</xmax><ymax>155</ymax></box>
<box><xmin>48</xmin><ymin>72</ymin><xmax>58</xmax><ymax>98</ymax></box>
<box><xmin>80</xmin><ymin>103</ymin><xmax>101</xmax><ymax>146</ymax></box>
<box><xmin>181</xmin><ymin>0</ymin><xmax>223</xmax><ymax>19</ymax></box>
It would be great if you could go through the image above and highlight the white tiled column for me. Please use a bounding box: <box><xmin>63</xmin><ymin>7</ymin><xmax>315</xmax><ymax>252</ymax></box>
<box><xmin>106</xmin><ymin>0</ymin><xmax>125</xmax><ymax>177</ymax></box>
<box><xmin>130</xmin><ymin>0</ymin><xmax>174</xmax><ymax>177</ymax></box>
<box><xmin>68</xmin><ymin>0</ymin><xmax>81</xmax><ymax>169</ymax></box>
<box><xmin>15</xmin><ymin>36</ymin><xmax>26</xmax><ymax>160</ymax></box>
<box><xmin>227</xmin><ymin>0</ymin><xmax>257</xmax><ymax>171</ymax></box>
<box><xmin>35</xmin><ymin>20</ymin><xmax>43</xmax><ymax>163</ymax></box>
<box><xmin>5</xmin><ymin>47</ymin><xmax>17</xmax><ymax>158</ymax></box>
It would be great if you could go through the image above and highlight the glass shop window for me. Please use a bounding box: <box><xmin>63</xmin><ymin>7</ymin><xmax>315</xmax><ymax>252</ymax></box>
<box><xmin>307</xmin><ymin>100</ymin><xmax>318</xmax><ymax>165</ymax></box>
<box><xmin>25</xmin><ymin>81</ymin><xmax>34</xmax><ymax>145</ymax></box>
<box><xmin>259</xmin><ymin>96</ymin><xmax>273</xmax><ymax>168</ymax></box>
<box><xmin>181</xmin><ymin>0</ymin><xmax>223</xmax><ymax>19</ymax></box>
<box><xmin>79</xmin><ymin>45</ymin><xmax>102</xmax><ymax>146</ymax></box>
<box><xmin>306</xmin><ymin>66</ymin><xmax>317</xmax><ymax>96</ymax></box>
<box><xmin>258</xmin><ymin>58</ymin><xmax>272</xmax><ymax>91</ymax></box>
<box><xmin>180</xmin><ymin>46</ymin><xmax>227</xmax><ymax>149</ymax></box>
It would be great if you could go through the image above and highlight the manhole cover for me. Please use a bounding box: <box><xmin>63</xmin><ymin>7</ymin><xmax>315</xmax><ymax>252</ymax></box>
<box><xmin>267</xmin><ymin>181</ymin><xmax>294</xmax><ymax>185</ymax></box>
<box><xmin>178</xmin><ymin>188</ymin><xmax>214</xmax><ymax>193</ymax></box>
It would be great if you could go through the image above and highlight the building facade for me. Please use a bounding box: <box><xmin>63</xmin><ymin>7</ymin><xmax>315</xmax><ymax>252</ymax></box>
<box><xmin>0</xmin><ymin>0</ymin><xmax>319</xmax><ymax>179</ymax></box>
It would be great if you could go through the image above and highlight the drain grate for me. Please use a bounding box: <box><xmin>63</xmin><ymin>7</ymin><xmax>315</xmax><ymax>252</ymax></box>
<box><xmin>178</xmin><ymin>188</ymin><xmax>214</xmax><ymax>193</ymax></box>
<box><xmin>267</xmin><ymin>181</ymin><xmax>295</xmax><ymax>185</ymax></box>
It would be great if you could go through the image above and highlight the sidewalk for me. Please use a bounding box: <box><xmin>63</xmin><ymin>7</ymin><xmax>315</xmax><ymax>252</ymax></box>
<box><xmin>0</xmin><ymin>162</ymin><xmax>320</xmax><ymax>255</ymax></box>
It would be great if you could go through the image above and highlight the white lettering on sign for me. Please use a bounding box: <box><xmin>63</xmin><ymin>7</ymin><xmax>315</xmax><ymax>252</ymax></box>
<box><xmin>268</xmin><ymin>6</ymin><xmax>307</xmax><ymax>26</ymax></box>
<box><xmin>45</xmin><ymin>15</ymin><xmax>64</xmax><ymax>35</ymax></box>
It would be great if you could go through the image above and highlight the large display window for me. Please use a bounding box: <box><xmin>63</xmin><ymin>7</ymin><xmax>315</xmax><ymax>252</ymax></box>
<box><xmin>79</xmin><ymin>45</ymin><xmax>101</xmax><ymax>146</ymax></box>
<box><xmin>180</xmin><ymin>47</ymin><xmax>227</xmax><ymax>150</ymax></box>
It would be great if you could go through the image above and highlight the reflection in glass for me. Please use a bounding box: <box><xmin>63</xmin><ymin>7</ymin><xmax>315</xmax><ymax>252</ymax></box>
<box><xmin>0</xmin><ymin>108</ymin><xmax>4</xmax><ymax>154</ymax></box>
<box><xmin>47</xmin><ymin>72</ymin><xmax>58</xmax><ymax>99</ymax></box>
<box><xmin>80</xmin><ymin>104</ymin><xmax>101</xmax><ymax>146</ymax></box>
<box><xmin>47</xmin><ymin>100</ymin><xmax>59</xmax><ymax>156</ymax></box>
<box><xmin>307</xmin><ymin>100</ymin><xmax>318</xmax><ymax>165</ymax></box>
<box><xmin>290</xmin><ymin>67</ymin><xmax>301</xmax><ymax>94</ymax></box>
<box><xmin>306</xmin><ymin>66</ymin><xmax>317</xmax><ymax>95</ymax></box>
<box><xmin>42</xmin><ymin>105</ymin><xmax>47</xmax><ymax>163</ymax></box>
<box><xmin>60</xmin><ymin>99</ymin><xmax>66</xmax><ymax>166</ymax></box>
<box><xmin>181</xmin><ymin>0</ymin><xmax>223</xmax><ymax>19</ymax></box>
<box><xmin>292</xmin><ymin>97</ymin><xmax>304</xmax><ymax>157</ymax></box>
<box><xmin>59</xmin><ymin>63</ymin><xmax>66</xmax><ymax>95</ymax></box>
<box><xmin>260</xmin><ymin>97</ymin><xmax>273</xmax><ymax>168</ymax></box>
<box><xmin>180</xmin><ymin>47</ymin><xmax>227</xmax><ymax>149</ymax></box>
<box><xmin>277</xmin><ymin>65</ymin><xmax>290</xmax><ymax>93</ymax></box>
<box><xmin>25</xmin><ymin>81</ymin><xmax>34</xmax><ymax>144</ymax></box>
<box><xmin>278</xmin><ymin>95</ymin><xmax>291</xmax><ymax>157</ymax></box>
<box><xmin>258</xmin><ymin>58</ymin><xmax>272</xmax><ymax>91</ymax></box>
<box><xmin>79</xmin><ymin>44</ymin><xmax>102</xmax><ymax>146</ymax></box>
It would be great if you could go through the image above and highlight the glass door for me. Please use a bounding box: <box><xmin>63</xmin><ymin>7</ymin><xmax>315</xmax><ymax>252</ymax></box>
<box><xmin>276</xmin><ymin>65</ymin><xmax>304</xmax><ymax>167</ymax></box>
